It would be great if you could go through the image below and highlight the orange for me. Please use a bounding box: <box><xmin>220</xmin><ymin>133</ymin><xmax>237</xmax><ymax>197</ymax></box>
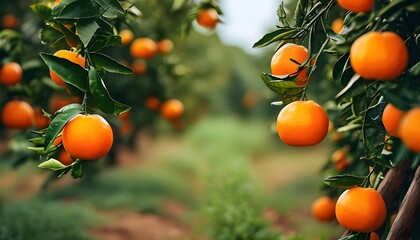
<box><xmin>277</xmin><ymin>100</ymin><xmax>329</xmax><ymax>146</ymax></box>
<box><xmin>271</xmin><ymin>43</ymin><xmax>309</xmax><ymax>82</ymax></box>
<box><xmin>130</xmin><ymin>38</ymin><xmax>158</xmax><ymax>59</ymax></box>
<box><xmin>55</xmin><ymin>0</ymin><xmax>61</xmax><ymax>5</ymax></box>
<box><xmin>119</xmin><ymin>29</ymin><xmax>134</xmax><ymax>45</ymax></box>
<box><xmin>1</xmin><ymin>100</ymin><xmax>34</xmax><ymax>130</ymax></box>
<box><xmin>0</xmin><ymin>62</ymin><xmax>22</xmax><ymax>85</ymax></box>
<box><xmin>145</xmin><ymin>96</ymin><xmax>161</xmax><ymax>111</ymax></box>
<box><xmin>370</xmin><ymin>232</ymin><xmax>380</xmax><ymax>240</ymax></box>
<box><xmin>382</xmin><ymin>103</ymin><xmax>405</xmax><ymax>137</ymax></box>
<box><xmin>337</xmin><ymin>0</ymin><xmax>374</xmax><ymax>13</ymax></box>
<box><xmin>58</xmin><ymin>150</ymin><xmax>73</xmax><ymax>165</ymax></box>
<box><xmin>399</xmin><ymin>108</ymin><xmax>420</xmax><ymax>153</ymax></box>
<box><xmin>157</xmin><ymin>39</ymin><xmax>174</xmax><ymax>54</ymax></box>
<box><xmin>131</xmin><ymin>60</ymin><xmax>147</xmax><ymax>75</ymax></box>
<box><xmin>350</xmin><ymin>32</ymin><xmax>408</xmax><ymax>81</ymax></box>
<box><xmin>50</xmin><ymin>95</ymin><xmax>82</xmax><ymax>112</ymax></box>
<box><xmin>50</xmin><ymin>50</ymin><xmax>85</xmax><ymax>86</ymax></box>
<box><xmin>119</xmin><ymin>120</ymin><xmax>133</xmax><ymax>136</ymax></box>
<box><xmin>196</xmin><ymin>8</ymin><xmax>219</xmax><ymax>29</ymax></box>
<box><xmin>311</xmin><ymin>196</ymin><xmax>336</xmax><ymax>222</ymax></box>
<box><xmin>331</xmin><ymin>149</ymin><xmax>349</xmax><ymax>171</ymax></box>
<box><xmin>62</xmin><ymin>114</ymin><xmax>113</xmax><ymax>160</ymax></box>
<box><xmin>52</xmin><ymin>135</ymin><xmax>62</xmax><ymax>146</ymax></box>
<box><xmin>332</xmin><ymin>18</ymin><xmax>344</xmax><ymax>34</ymax></box>
<box><xmin>336</xmin><ymin>187</ymin><xmax>387</xmax><ymax>233</ymax></box>
<box><xmin>118</xmin><ymin>111</ymin><xmax>131</xmax><ymax>120</ymax></box>
<box><xmin>34</xmin><ymin>107</ymin><xmax>50</xmax><ymax>129</ymax></box>
<box><xmin>160</xmin><ymin>99</ymin><xmax>184</xmax><ymax>120</ymax></box>
<box><xmin>2</xmin><ymin>14</ymin><xmax>19</xmax><ymax>29</ymax></box>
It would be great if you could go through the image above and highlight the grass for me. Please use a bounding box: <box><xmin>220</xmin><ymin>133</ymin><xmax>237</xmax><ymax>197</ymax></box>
<box><xmin>0</xmin><ymin>199</ymin><xmax>98</xmax><ymax>240</ymax></box>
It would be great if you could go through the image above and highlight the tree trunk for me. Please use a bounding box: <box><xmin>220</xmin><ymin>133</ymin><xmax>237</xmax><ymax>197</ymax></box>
<box><xmin>386</xmin><ymin>166</ymin><xmax>420</xmax><ymax>240</ymax></box>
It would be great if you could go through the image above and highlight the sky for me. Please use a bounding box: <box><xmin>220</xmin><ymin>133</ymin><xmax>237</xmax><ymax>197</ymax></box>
<box><xmin>216</xmin><ymin>0</ymin><xmax>279</xmax><ymax>55</ymax></box>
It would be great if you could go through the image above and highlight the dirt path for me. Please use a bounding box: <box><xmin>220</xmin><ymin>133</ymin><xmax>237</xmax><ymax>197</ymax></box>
<box><xmin>90</xmin><ymin>213</ymin><xmax>189</xmax><ymax>240</ymax></box>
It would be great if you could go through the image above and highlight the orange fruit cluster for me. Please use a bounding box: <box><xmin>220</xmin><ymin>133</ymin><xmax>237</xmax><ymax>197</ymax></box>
<box><xmin>277</xmin><ymin>100</ymin><xmax>329</xmax><ymax>147</ymax></box>
<box><xmin>381</xmin><ymin>103</ymin><xmax>420</xmax><ymax>153</ymax></box>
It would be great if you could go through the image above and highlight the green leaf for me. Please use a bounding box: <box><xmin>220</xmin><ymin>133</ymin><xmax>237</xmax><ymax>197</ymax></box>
<box><xmin>57</xmin><ymin>22</ymin><xmax>82</xmax><ymax>48</ymax></box>
<box><xmin>408</xmin><ymin>61</ymin><xmax>420</xmax><ymax>76</ymax></box>
<box><xmin>332</xmin><ymin>54</ymin><xmax>349</xmax><ymax>81</ymax></box>
<box><xmin>172</xmin><ymin>0</ymin><xmax>187</xmax><ymax>11</ymax></box>
<box><xmin>380</xmin><ymin>88</ymin><xmax>412</xmax><ymax>111</ymax></box>
<box><xmin>40</xmin><ymin>53</ymin><xmax>88</xmax><ymax>92</ymax></box>
<box><xmin>335</xmin><ymin>74</ymin><xmax>365</xmax><ymax>102</ymax></box>
<box><xmin>90</xmin><ymin>35</ymin><xmax>121</xmax><ymax>51</ymax></box>
<box><xmin>339</xmin><ymin>233</ymin><xmax>370</xmax><ymax>240</ymax></box>
<box><xmin>90</xmin><ymin>52</ymin><xmax>133</xmax><ymax>74</ymax></box>
<box><xmin>44</xmin><ymin>108</ymin><xmax>82</xmax><ymax>151</ymax></box>
<box><xmin>52</xmin><ymin>0</ymin><xmax>77</xmax><ymax>16</ymax></box>
<box><xmin>76</xmin><ymin>19</ymin><xmax>99</xmax><ymax>47</ymax></box>
<box><xmin>71</xmin><ymin>161</ymin><xmax>83</xmax><ymax>178</ymax></box>
<box><xmin>294</xmin><ymin>0</ymin><xmax>309</xmax><ymax>27</ymax></box>
<box><xmin>323</xmin><ymin>175</ymin><xmax>365</xmax><ymax>189</ymax></box>
<box><xmin>30</xmin><ymin>3</ymin><xmax>53</xmax><ymax>21</ymax></box>
<box><xmin>56</xmin><ymin>0</ymin><xmax>100</xmax><ymax>19</ymax></box>
<box><xmin>94</xmin><ymin>0</ymin><xmax>125</xmax><ymax>14</ymax></box>
<box><xmin>261</xmin><ymin>73</ymin><xmax>304</xmax><ymax>105</ymax></box>
<box><xmin>52</xmin><ymin>103</ymin><xmax>83</xmax><ymax>117</ymax></box>
<box><xmin>38</xmin><ymin>159</ymin><xmax>67</xmax><ymax>171</ymax></box>
<box><xmin>253</xmin><ymin>28</ymin><xmax>296</xmax><ymax>48</ymax></box>
<box><xmin>88</xmin><ymin>67</ymin><xmax>131</xmax><ymax>115</ymax></box>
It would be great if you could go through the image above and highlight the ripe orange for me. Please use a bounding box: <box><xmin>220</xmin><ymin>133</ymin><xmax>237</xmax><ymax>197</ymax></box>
<box><xmin>145</xmin><ymin>96</ymin><xmax>161</xmax><ymax>111</ymax></box>
<box><xmin>119</xmin><ymin>120</ymin><xmax>133</xmax><ymax>136</ymax></box>
<box><xmin>50</xmin><ymin>50</ymin><xmax>85</xmax><ymax>86</ymax></box>
<box><xmin>350</xmin><ymin>32</ymin><xmax>408</xmax><ymax>81</ymax></box>
<box><xmin>399</xmin><ymin>108</ymin><xmax>420</xmax><ymax>153</ymax></box>
<box><xmin>131</xmin><ymin>60</ymin><xmax>147</xmax><ymax>75</ymax></box>
<box><xmin>336</xmin><ymin>187</ymin><xmax>387</xmax><ymax>233</ymax></box>
<box><xmin>196</xmin><ymin>8</ymin><xmax>219</xmax><ymax>29</ymax></box>
<box><xmin>130</xmin><ymin>38</ymin><xmax>158</xmax><ymax>59</ymax></box>
<box><xmin>50</xmin><ymin>95</ymin><xmax>82</xmax><ymax>112</ymax></box>
<box><xmin>119</xmin><ymin>29</ymin><xmax>134</xmax><ymax>45</ymax></box>
<box><xmin>337</xmin><ymin>0</ymin><xmax>374</xmax><ymax>13</ymax></box>
<box><xmin>58</xmin><ymin>150</ymin><xmax>73</xmax><ymax>165</ymax></box>
<box><xmin>34</xmin><ymin>107</ymin><xmax>50</xmax><ymax>129</ymax></box>
<box><xmin>1</xmin><ymin>100</ymin><xmax>34</xmax><ymax>130</ymax></box>
<box><xmin>331</xmin><ymin>149</ymin><xmax>349</xmax><ymax>171</ymax></box>
<box><xmin>370</xmin><ymin>232</ymin><xmax>380</xmax><ymax>240</ymax></box>
<box><xmin>2</xmin><ymin>14</ymin><xmax>19</xmax><ymax>29</ymax></box>
<box><xmin>160</xmin><ymin>99</ymin><xmax>184</xmax><ymax>120</ymax></box>
<box><xmin>62</xmin><ymin>114</ymin><xmax>113</xmax><ymax>160</ymax></box>
<box><xmin>311</xmin><ymin>196</ymin><xmax>336</xmax><ymax>222</ymax></box>
<box><xmin>271</xmin><ymin>43</ymin><xmax>309</xmax><ymax>83</ymax></box>
<box><xmin>118</xmin><ymin>111</ymin><xmax>131</xmax><ymax>120</ymax></box>
<box><xmin>277</xmin><ymin>100</ymin><xmax>329</xmax><ymax>146</ymax></box>
<box><xmin>382</xmin><ymin>103</ymin><xmax>405</xmax><ymax>137</ymax></box>
<box><xmin>52</xmin><ymin>135</ymin><xmax>62</xmax><ymax>146</ymax></box>
<box><xmin>157</xmin><ymin>39</ymin><xmax>174</xmax><ymax>54</ymax></box>
<box><xmin>0</xmin><ymin>62</ymin><xmax>22</xmax><ymax>86</ymax></box>
<box><xmin>332</xmin><ymin>18</ymin><xmax>344</xmax><ymax>33</ymax></box>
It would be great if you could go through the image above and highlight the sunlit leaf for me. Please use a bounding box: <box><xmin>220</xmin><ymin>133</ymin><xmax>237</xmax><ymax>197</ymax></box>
<box><xmin>38</xmin><ymin>159</ymin><xmax>67</xmax><ymax>171</ymax></box>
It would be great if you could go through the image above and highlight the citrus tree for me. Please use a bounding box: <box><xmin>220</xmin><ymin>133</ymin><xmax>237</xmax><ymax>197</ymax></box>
<box><xmin>254</xmin><ymin>0</ymin><xmax>419</xmax><ymax>239</ymax></box>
